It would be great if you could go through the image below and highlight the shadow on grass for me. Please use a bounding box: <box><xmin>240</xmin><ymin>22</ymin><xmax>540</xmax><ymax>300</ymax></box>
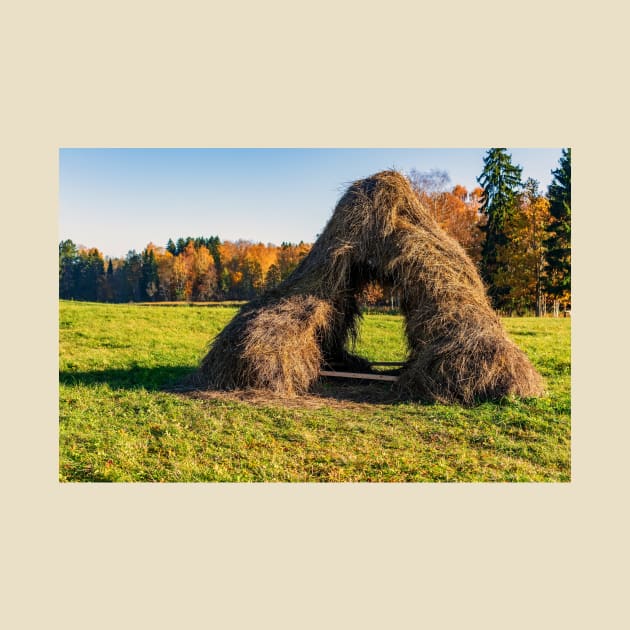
<box><xmin>59</xmin><ymin>365</ymin><xmax>411</xmax><ymax>404</ymax></box>
<box><xmin>59</xmin><ymin>367</ymin><xmax>512</xmax><ymax>408</ymax></box>
<box><xmin>59</xmin><ymin>366</ymin><xmax>197</xmax><ymax>391</ymax></box>
<box><xmin>178</xmin><ymin>376</ymin><xmax>424</xmax><ymax>408</ymax></box>
<box><xmin>310</xmin><ymin>379</ymin><xmax>407</xmax><ymax>405</ymax></box>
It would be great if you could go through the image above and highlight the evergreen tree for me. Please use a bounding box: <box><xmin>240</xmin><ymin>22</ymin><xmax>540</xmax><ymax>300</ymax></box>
<box><xmin>76</xmin><ymin>248</ymin><xmax>105</xmax><ymax>301</ymax></box>
<box><xmin>206</xmin><ymin>235</ymin><xmax>222</xmax><ymax>271</ymax></box>
<box><xmin>166</xmin><ymin>238</ymin><xmax>177</xmax><ymax>255</ymax></box>
<box><xmin>240</xmin><ymin>258</ymin><xmax>263</xmax><ymax>299</ymax></box>
<box><xmin>220</xmin><ymin>267</ymin><xmax>232</xmax><ymax>298</ymax></box>
<box><xmin>141</xmin><ymin>249</ymin><xmax>160</xmax><ymax>301</ymax></box>
<box><xmin>111</xmin><ymin>259</ymin><xmax>127</xmax><ymax>302</ymax></box>
<box><xmin>545</xmin><ymin>148</ymin><xmax>571</xmax><ymax>311</ymax></box>
<box><xmin>265</xmin><ymin>263</ymin><xmax>282</xmax><ymax>290</ymax></box>
<box><xmin>59</xmin><ymin>240</ymin><xmax>79</xmax><ymax>298</ymax></box>
<box><xmin>477</xmin><ymin>148</ymin><xmax>523</xmax><ymax>307</ymax></box>
<box><xmin>100</xmin><ymin>258</ymin><xmax>115</xmax><ymax>302</ymax></box>
<box><xmin>176</xmin><ymin>237</ymin><xmax>190</xmax><ymax>255</ymax></box>
<box><xmin>123</xmin><ymin>250</ymin><xmax>143</xmax><ymax>301</ymax></box>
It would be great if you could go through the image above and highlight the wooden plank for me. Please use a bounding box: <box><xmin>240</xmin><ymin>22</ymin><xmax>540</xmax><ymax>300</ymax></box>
<box><xmin>320</xmin><ymin>370</ymin><xmax>398</xmax><ymax>382</ymax></box>
<box><xmin>369</xmin><ymin>361</ymin><xmax>405</xmax><ymax>366</ymax></box>
<box><xmin>327</xmin><ymin>361</ymin><xmax>405</xmax><ymax>367</ymax></box>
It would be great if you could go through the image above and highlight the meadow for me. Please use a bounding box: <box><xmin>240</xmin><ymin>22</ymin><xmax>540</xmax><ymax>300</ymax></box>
<box><xmin>59</xmin><ymin>301</ymin><xmax>571</xmax><ymax>482</ymax></box>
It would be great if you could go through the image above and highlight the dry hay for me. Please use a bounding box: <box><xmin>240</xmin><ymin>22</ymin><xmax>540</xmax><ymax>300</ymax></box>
<box><xmin>199</xmin><ymin>170</ymin><xmax>544</xmax><ymax>405</ymax></box>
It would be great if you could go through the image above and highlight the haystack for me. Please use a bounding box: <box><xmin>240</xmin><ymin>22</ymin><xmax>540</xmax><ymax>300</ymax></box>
<box><xmin>200</xmin><ymin>170</ymin><xmax>544</xmax><ymax>404</ymax></box>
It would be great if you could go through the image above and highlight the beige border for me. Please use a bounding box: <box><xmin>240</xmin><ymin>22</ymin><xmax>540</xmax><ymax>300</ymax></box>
<box><xmin>3</xmin><ymin>1</ymin><xmax>626</xmax><ymax>628</ymax></box>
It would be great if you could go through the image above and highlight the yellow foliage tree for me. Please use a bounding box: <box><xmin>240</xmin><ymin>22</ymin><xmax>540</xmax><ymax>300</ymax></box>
<box><xmin>494</xmin><ymin>180</ymin><xmax>551</xmax><ymax>315</ymax></box>
<box><xmin>193</xmin><ymin>245</ymin><xmax>218</xmax><ymax>300</ymax></box>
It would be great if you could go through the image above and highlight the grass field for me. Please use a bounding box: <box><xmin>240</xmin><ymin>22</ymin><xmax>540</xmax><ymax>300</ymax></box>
<box><xmin>59</xmin><ymin>300</ymin><xmax>571</xmax><ymax>482</ymax></box>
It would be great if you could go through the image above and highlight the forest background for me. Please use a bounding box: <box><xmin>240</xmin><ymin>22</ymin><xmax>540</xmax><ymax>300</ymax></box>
<box><xmin>59</xmin><ymin>148</ymin><xmax>571</xmax><ymax>316</ymax></box>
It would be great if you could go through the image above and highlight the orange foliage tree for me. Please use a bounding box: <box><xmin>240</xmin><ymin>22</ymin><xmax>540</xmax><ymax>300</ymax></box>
<box><xmin>408</xmin><ymin>170</ymin><xmax>485</xmax><ymax>263</ymax></box>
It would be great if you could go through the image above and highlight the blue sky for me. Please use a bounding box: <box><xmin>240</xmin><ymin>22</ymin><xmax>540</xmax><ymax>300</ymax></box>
<box><xmin>59</xmin><ymin>148</ymin><xmax>564</xmax><ymax>258</ymax></box>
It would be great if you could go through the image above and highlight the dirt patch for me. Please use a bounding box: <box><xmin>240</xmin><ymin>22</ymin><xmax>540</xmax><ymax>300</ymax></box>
<box><xmin>167</xmin><ymin>372</ymin><xmax>411</xmax><ymax>411</ymax></box>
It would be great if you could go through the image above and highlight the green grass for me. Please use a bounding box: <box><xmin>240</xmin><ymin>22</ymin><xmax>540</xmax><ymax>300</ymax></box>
<box><xmin>59</xmin><ymin>301</ymin><xmax>571</xmax><ymax>482</ymax></box>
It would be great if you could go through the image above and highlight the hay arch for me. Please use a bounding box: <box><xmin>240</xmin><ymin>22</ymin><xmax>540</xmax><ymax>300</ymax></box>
<box><xmin>200</xmin><ymin>171</ymin><xmax>544</xmax><ymax>404</ymax></box>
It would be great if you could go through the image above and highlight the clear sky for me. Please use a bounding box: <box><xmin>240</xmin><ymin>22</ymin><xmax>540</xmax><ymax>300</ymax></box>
<box><xmin>59</xmin><ymin>148</ymin><xmax>564</xmax><ymax>258</ymax></box>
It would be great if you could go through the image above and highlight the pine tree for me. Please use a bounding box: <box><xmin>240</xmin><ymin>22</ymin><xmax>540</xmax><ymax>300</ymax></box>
<box><xmin>76</xmin><ymin>248</ymin><xmax>105</xmax><ymax>301</ymax></box>
<box><xmin>545</xmin><ymin>148</ymin><xmax>571</xmax><ymax>314</ymax></box>
<box><xmin>59</xmin><ymin>240</ymin><xmax>79</xmax><ymax>298</ymax></box>
<box><xmin>176</xmin><ymin>237</ymin><xmax>191</xmax><ymax>255</ymax></box>
<box><xmin>101</xmin><ymin>258</ymin><xmax>115</xmax><ymax>302</ymax></box>
<box><xmin>141</xmin><ymin>249</ymin><xmax>160</xmax><ymax>301</ymax></box>
<box><xmin>265</xmin><ymin>263</ymin><xmax>282</xmax><ymax>290</ymax></box>
<box><xmin>477</xmin><ymin>148</ymin><xmax>523</xmax><ymax>307</ymax></box>
<box><xmin>123</xmin><ymin>250</ymin><xmax>143</xmax><ymax>301</ymax></box>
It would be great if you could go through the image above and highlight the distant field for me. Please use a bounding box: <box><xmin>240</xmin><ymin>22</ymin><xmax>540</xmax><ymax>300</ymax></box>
<box><xmin>59</xmin><ymin>301</ymin><xmax>570</xmax><ymax>482</ymax></box>
<box><xmin>137</xmin><ymin>300</ymin><xmax>247</xmax><ymax>308</ymax></box>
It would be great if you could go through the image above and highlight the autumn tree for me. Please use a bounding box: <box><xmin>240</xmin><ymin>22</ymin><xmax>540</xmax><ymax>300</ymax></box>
<box><xmin>436</xmin><ymin>185</ymin><xmax>485</xmax><ymax>263</ymax></box>
<box><xmin>247</xmin><ymin>243</ymin><xmax>277</xmax><ymax>278</ymax></box>
<box><xmin>155</xmin><ymin>249</ymin><xmax>175</xmax><ymax>300</ymax></box>
<box><xmin>265</xmin><ymin>263</ymin><xmax>282</xmax><ymax>290</ymax></box>
<box><xmin>494</xmin><ymin>179</ymin><xmax>551</xmax><ymax>315</ymax></box>
<box><xmin>277</xmin><ymin>242</ymin><xmax>311</xmax><ymax>281</ymax></box>
<box><xmin>545</xmin><ymin>148</ymin><xmax>571</xmax><ymax>315</ymax></box>
<box><xmin>408</xmin><ymin>171</ymin><xmax>486</xmax><ymax>263</ymax></box>
<box><xmin>180</xmin><ymin>241</ymin><xmax>199</xmax><ymax>300</ymax></box>
<box><xmin>240</xmin><ymin>258</ymin><xmax>264</xmax><ymax>299</ymax></box>
<box><xmin>218</xmin><ymin>240</ymin><xmax>247</xmax><ymax>298</ymax></box>
<box><xmin>192</xmin><ymin>245</ymin><xmax>218</xmax><ymax>301</ymax></box>
<box><xmin>171</xmin><ymin>253</ymin><xmax>189</xmax><ymax>300</ymax></box>
<box><xmin>217</xmin><ymin>240</ymin><xmax>283</xmax><ymax>298</ymax></box>
<box><xmin>477</xmin><ymin>148</ymin><xmax>523</xmax><ymax>307</ymax></box>
<box><xmin>408</xmin><ymin>168</ymin><xmax>451</xmax><ymax>221</ymax></box>
<box><xmin>59</xmin><ymin>235</ymin><xmax>311</xmax><ymax>303</ymax></box>
<box><xmin>199</xmin><ymin>236</ymin><xmax>221</xmax><ymax>268</ymax></box>
<box><xmin>357</xmin><ymin>281</ymin><xmax>385</xmax><ymax>308</ymax></box>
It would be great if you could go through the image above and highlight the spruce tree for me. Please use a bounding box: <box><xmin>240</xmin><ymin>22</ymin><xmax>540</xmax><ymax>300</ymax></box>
<box><xmin>265</xmin><ymin>263</ymin><xmax>281</xmax><ymax>290</ymax></box>
<box><xmin>102</xmin><ymin>258</ymin><xmax>114</xmax><ymax>302</ymax></box>
<box><xmin>545</xmin><ymin>148</ymin><xmax>571</xmax><ymax>310</ymax></box>
<box><xmin>124</xmin><ymin>250</ymin><xmax>143</xmax><ymax>301</ymax></box>
<box><xmin>76</xmin><ymin>248</ymin><xmax>105</xmax><ymax>301</ymax></box>
<box><xmin>59</xmin><ymin>240</ymin><xmax>79</xmax><ymax>298</ymax></box>
<box><xmin>476</xmin><ymin>148</ymin><xmax>523</xmax><ymax>308</ymax></box>
<box><xmin>207</xmin><ymin>235</ymin><xmax>221</xmax><ymax>270</ymax></box>
<box><xmin>141</xmin><ymin>249</ymin><xmax>160</xmax><ymax>301</ymax></box>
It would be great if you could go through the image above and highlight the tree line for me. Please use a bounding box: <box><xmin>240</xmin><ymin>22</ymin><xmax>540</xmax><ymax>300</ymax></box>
<box><xmin>59</xmin><ymin>237</ymin><xmax>311</xmax><ymax>303</ymax></box>
<box><xmin>59</xmin><ymin>148</ymin><xmax>570</xmax><ymax>315</ymax></box>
